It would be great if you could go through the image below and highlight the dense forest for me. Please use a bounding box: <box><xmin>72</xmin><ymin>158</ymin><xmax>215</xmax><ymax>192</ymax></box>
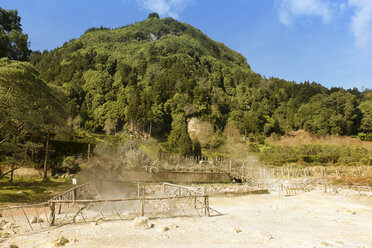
<box><xmin>29</xmin><ymin>14</ymin><xmax>372</xmax><ymax>139</ymax></box>
<box><xmin>1</xmin><ymin>8</ymin><xmax>372</xmax><ymax>176</ymax></box>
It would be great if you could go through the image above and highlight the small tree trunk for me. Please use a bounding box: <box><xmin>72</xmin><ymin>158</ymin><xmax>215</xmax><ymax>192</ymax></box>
<box><xmin>149</xmin><ymin>122</ymin><xmax>152</xmax><ymax>137</ymax></box>
<box><xmin>87</xmin><ymin>143</ymin><xmax>91</xmax><ymax>161</ymax></box>
<box><xmin>43</xmin><ymin>132</ymin><xmax>50</xmax><ymax>182</ymax></box>
<box><xmin>9</xmin><ymin>162</ymin><xmax>14</xmax><ymax>183</ymax></box>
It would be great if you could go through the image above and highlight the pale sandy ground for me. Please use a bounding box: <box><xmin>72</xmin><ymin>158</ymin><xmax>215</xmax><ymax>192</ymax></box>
<box><xmin>3</xmin><ymin>191</ymin><xmax>372</xmax><ymax>248</ymax></box>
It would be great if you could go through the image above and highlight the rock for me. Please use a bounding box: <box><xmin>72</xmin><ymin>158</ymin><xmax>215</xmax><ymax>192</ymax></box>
<box><xmin>30</xmin><ymin>216</ymin><xmax>38</xmax><ymax>223</ymax></box>
<box><xmin>159</xmin><ymin>223</ymin><xmax>178</xmax><ymax>232</ymax></box>
<box><xmin>29</xmin><ymin>217</ymin><xmax>44</xmax><ymax>223</ymax></box>
<box><xmin>257</xmin><ymin>231</ymin><xmax>273</xmax><ymax>241</ymax></box>
<box><xmin>133</xmin><ymin>217</ymin><xmax>154</xmax><ymax>229</ymax></box>
<box><xmin>10</xmin><ymin>245</ymin><xmax>19</xmax><ymax>248</ymax></box>
<box><xmin>149</xmin><ymin>33</ymin><xmax>158</xmax><ymax>41</ymax></box>
<box><xmin>3</xmin><ymin>222</ymin><xmax>18</xmax><ymax>230</ymax></box>
<box><xmin>96</xmin><ymin>217</ymin><xmax>104</xmax><ymax>222</ymax></box>
<box><xmin>346</xmin><ymin>209</ymin><xmax>356</xmax><ymax>215</ymax></box>
<box><xmin>321</xmin><ymin>241</ymin><xmax>334</xmax><ymax>247</ymax></box>
<box><xmin>168</xmin><ymin>223</ymin><xmax>178</xmax><ymax>229</ymax></box>
<box><xmin>232</xmin><ymin>227</ymin><xmax>242</xmax><ymax>233</ymax></box>
<box><xmin>54</xmin><ymin>236</ymin><xmax>69</xmax><ymax>246</ymax></box>
<box><xmin>0</xmin><ymin>231</ymin><xmax>11</xmax><ymax>238</ymax></box>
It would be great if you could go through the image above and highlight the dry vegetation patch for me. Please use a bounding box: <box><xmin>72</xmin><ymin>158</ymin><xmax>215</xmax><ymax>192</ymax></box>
<box><xmin>269</xmin><ymin>130</ymin><xmax>372</xmax><ymax>152</ymax></box>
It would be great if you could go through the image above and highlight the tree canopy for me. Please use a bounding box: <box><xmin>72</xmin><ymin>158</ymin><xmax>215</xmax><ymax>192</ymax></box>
<box><xmin>0</xmin><ymin>58</ymin><xmax>67</xmax><ymax>178</ymax></box>
<box><xmin>27</xmin><ymin>16</ymin><xmax>372</xmax><ymax>147</ymax></box>
<box><xmin>0</xmin><ymin>7</ymin><xmax>31</xmax><ymax>60</ymax></box>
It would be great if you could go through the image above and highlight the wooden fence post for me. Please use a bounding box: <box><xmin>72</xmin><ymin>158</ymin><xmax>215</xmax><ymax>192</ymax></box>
<box><xmin>58</xmin><ymin>197</ymin><xmax>62</xmax><ymax>214</ymax></box>
<box><xmin>140</xmin><ymin>199</ymin><xmax>144</xmax><ymax>217</ymax></box>
<box><xmin>49</xmin><ymin>202</ymin><xmax>56</xmax><ymax>226</ymax></box>
<box><xmin>138</xmin><ymin>182</ymin><xmax>140</xmax><ymax>197</ymax></box>
<box><xmin>204</xmin><ymin>196</ymin><xmax>210</xmax><ymax>217</ymax></box>
<box><xmin>73</xmin><ymin>187</ymin><xmax>77</xmax><ymax>200</ymax></box>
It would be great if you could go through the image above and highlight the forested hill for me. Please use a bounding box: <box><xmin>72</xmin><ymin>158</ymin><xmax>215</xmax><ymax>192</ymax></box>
<box><xmin>30</xmin><ymin>15</ymin><xmax>372</xmax><ymax>141</ymax></box>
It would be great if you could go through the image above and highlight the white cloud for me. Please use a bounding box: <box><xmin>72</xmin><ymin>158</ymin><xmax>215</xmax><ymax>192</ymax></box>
<box><xmin>136</xmin><ymin>0</ymin><xmax>191</xmax><ymax>19</ymax></box>
<box><xmin>277</xmin><ymin>0</ymin><xmax>333</xmax><ymax>25</ymax></box>
<box><xmin>348</xmin><ymin>0</ymin><xmax>372</xmax><ymax>49</ymax></box>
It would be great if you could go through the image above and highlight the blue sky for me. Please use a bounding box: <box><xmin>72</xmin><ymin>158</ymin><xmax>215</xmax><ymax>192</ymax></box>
<box><xmin>1</xmin><ymin>0</ymin><xmax>372</xmax><ymax>90</ymax></box>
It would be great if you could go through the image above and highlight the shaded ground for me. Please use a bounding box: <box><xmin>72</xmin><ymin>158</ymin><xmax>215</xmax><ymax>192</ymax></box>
<box><xmin>0</xmin><ymin>178</ymin><xmax>71</xmax><ymax>207</ymax></box>
<box><xmin>3</xmin><ymin>190</ymin><xmax>372</xmax><ymax>248</ymax></box>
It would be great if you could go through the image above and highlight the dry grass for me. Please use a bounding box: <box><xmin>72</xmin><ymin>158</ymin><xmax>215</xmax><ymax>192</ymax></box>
<box><xmin>331</xmin><ymin>175</ymin><xmax>372</xmax><ymax>186</ymax></box>
<box><xmin>268</xmin><ymin>130</ymin><xmax>372</xmax><ymax>152</ymax></box>
<box><xmin>1</xmin><ymin>165</ymin><xmax>42</xmax><ymax>178</ymax></box>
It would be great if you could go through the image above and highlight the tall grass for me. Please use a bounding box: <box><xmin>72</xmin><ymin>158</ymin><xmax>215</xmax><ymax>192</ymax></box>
<box><xmin>260</xmin><ymin>144</ymin><xmax>371</xmax><ymax>166</ymax></box>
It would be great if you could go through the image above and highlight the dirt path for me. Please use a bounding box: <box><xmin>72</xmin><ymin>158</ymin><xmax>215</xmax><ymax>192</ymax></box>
<box><xmin>2</xmin><ymin>191</ymin><xmax>372</xmax><ymax>248</ymax></box>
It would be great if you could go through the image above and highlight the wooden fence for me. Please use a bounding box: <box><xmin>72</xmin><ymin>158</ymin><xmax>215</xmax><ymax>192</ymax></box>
<box><xmin>48</xmin><ymin>195</ymin><xmax>218</xmax><ymax>227</ymax></box>
<box><xmin>0</xmin><ymin>181</ymin><xmax>221</xmax><ymax>236</ymax></box>
<box><xmin>324</xmin><ymin>184</ymin><xmax>372</xmax><ymax>197</ymax></box>
<box><xmin>277</xmin><ymin>182</ymin><xmax>312</xmax><ymax>196</ymax></box>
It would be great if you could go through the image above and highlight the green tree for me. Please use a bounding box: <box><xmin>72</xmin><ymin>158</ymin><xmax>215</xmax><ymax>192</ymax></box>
<box><xmin>148</xmin><ymin>13</ymin><xmax>160</xmax><ymax>19</ymax></box>
<box><xmin>0</xmin><ymin>7</ymin><xmax>31</xmax><ymax>60</ymax></box>
<box><xmin>359</xmin><ymin>101</ymin><xmax>372</xmax><ymax>133</ymax></box>
<box><xmin>167</xmin><ymin>113</ymin><xmax>193</xmax><ymax>156</ymax></box>
<box><xmin>0</xmin><ymin>58</ymin><xmax>67</xmax><ymax>180</ymax></box>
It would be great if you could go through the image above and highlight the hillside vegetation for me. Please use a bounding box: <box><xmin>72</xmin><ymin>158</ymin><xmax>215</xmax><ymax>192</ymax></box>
<box><xmin>28</xmin><ymin>16</ymin><xmax>371</xmax><ymax>149</ymax></box>
<box><xmin>0</xmin><ymin>10</ymin><xmax>371</xmax><ymax>181</ymax></box>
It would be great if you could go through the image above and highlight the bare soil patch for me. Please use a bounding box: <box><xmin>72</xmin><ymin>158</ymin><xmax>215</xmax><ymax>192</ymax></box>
<box><xmin>3</xmin><ymin>191</ymin><xmax>372</xmax><ymax>248</ymax></box>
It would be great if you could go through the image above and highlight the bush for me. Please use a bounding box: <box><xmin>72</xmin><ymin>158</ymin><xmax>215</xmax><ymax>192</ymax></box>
<box><xmin>248</xmin><ymin>143</ymin><xmax>260</xmax><ymax>153</ymax></box>
<box><xmin>54</xmin><ymin>156</ymin><xmax>81</xmax><ymax>174</ymax></box>
<box><xmin>358</xmin><ymin>132</ymin><xmax>372</xmax><ymax>141</ymax></box>
<box><xmin>255</xmin><ymin>135</ymin><xmax>265</xmax><ymax>145</ymax></box>
<box><xmin>270</xmin><ymin>132</ymin><xmax>281</xmax><ymax>141</ymax></box>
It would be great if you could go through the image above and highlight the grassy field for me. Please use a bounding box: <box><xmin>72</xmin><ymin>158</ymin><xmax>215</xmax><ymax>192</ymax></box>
<box><xmin>0</xmin><ymin>177</ymin><xmax>72</xmax><ymax>207</ymax></box>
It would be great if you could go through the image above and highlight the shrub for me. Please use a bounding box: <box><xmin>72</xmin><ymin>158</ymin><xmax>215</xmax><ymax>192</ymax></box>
<box><xmin>258</xmin><ymin>144</ymin><xmax>371</xmax><ymax>166</ymax></box>
<box><xmin>60</xmin><ymin>156</ymin><xmax>81</xmax><ymax>174</ymax></box>
<box><xmin>248</xmin><ymin>143</ymin><xmax>260</xmax><ymax>153</ymax></box>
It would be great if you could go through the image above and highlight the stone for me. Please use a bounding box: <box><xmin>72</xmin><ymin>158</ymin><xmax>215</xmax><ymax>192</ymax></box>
<box><xmin>346</xmin><ymin>209</ymin><xmax>356</xmax><ymax>215</ymax></box>
<box><xmin>0</xmin><ymin>231</ymin><xmax>11</xmax><ymax>238</ymax></box>
<box><xmin>149</xmin><ymin>33</ymin><xmax>158</xmax><ymax>41</ymax></box>
<box><xmin>54</xmin><ymin>236</ymin><xmax>69</xmax><ymax>246</ymax></box>
<box><xmin>257</xmin><ymin>231</ymin><xmax>273</xmax><ymax>241</ymax></box>
<box><xmin>321</xmin><ymin>241</ymin><xmax>334</xmax><ymax>247</ymax></box>
<box><xmin>133</xmin><ymin>217</ymin><xmax>154</xmax><ymax>229</ymax></box>
<box><xmin>30</xmin><ymin>216</ymin><xmax>38</xmax><ymax>223</ymax></box>
<box><xmin>162</xmin><ymin>226</ymin><xmax>170</xmax><ymax>232</ymax></box>
<box><xmin>3</xmin><ymin>222</ymin><xmax>17</xmax><ymax>230</ymax></box>
<box><xmin>168</xmin><ymin>223</ymin><xmax>178</xmax><ymax>229</ymax></box>
<box><xmin>9</xmin><ymin>245</ymin><xmax>19</xmax><ymax>248</ymax></box>
<box><xmin>232</xmin><ymin>227</ymin><xmax>242</xmax><ymax>233</ymax></box>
